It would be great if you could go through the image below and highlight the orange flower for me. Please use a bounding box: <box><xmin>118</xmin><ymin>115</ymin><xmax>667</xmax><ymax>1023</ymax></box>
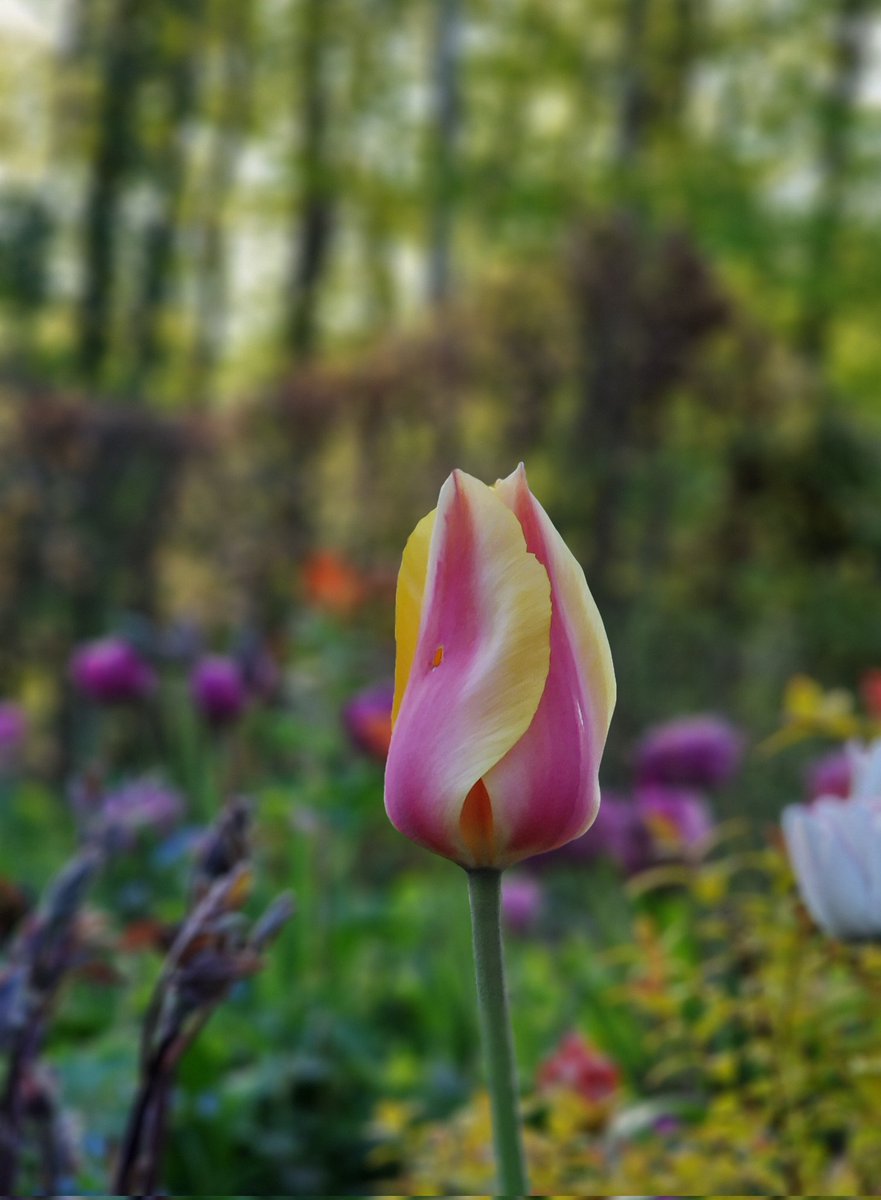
<box><xmin>302</xmin><ymin>550</ymin><xmax>367</xmax><ymax>617</ymax></box>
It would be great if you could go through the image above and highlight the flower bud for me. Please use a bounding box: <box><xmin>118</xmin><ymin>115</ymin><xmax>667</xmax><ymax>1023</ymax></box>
<box><xmin>635</xmin><ymin>715</ymin><xmax>743</xmax><ymax>790</ymax></box>
<box><xmin>190</xmin><ymin>656</ymin><xmax>247</xmax><ymax>726</ymax></box>
<box><xmin>70</xmin><ymin>638</ymin><xmax>156</xmax><ymax>704</ymax></box>
<box><xmin>385</xmin><ymin>466</ymin><xmax>615</xmax><ymax>869</ymax></box>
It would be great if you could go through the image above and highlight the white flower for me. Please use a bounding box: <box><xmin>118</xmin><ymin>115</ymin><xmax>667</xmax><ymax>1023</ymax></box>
<box><xmin>782</xmin><ymin>795</ymin><xmax>881</xmax><ymax>940</ymax></box>
<box><xmin>847</xmin><ymin>739</ymin><xmax>881</xmax><ymax>803</ymax></box>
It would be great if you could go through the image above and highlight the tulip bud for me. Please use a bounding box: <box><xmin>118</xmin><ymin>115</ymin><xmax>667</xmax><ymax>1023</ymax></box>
<box><xmin>190</xmin><ymin>656</ymin><xmax>247</xmax><ymax>726</ymax></box>
<box><xmin>500</xmin><ymin>876</ymin><xmax>543</xmax><ymax>935</ymax></box>
<box><xmin>782</xmin><ymin>795</ymin><xmax>881</xmax><ymax>941</ymax></box>
<box><xmin>342</xmin><ymin>682</ymin><xmax>394</xmax><ymax>761</ymax></box>
<box><xmin>529</xmin><ymin>793</ymin><xmax>652</xmax><ymax>875</ymax></box>
<box><xmin>537</xmin><ymin>1032</ymin><xmax>620</xmax><ymax>1110</ymax></box>
<box><xmin>69</xmin><ymin>637</ymin><xmax>156</xmax><ymax>704</ymax></box>
<box><xmin>384</xmin><ymin>466</ymin><xmax>615</xmax><ymax>869</ymax></box>
<box><xmin>804</xmin><ymin>748</ymin><xmax>852</xmax><ymax>801</ymax></box>
<box><xmin>0</xmin><ymin>702</ymin><xmax>27</xmax><ymax>770</ymax></box>
<box><xmin>635</xmin><ymin>785</ymin><xmax>713</xmax><ymax>857</ymax></box>
<box><xmin>635</xmin><ymin>715</ymin><xmax>744</xmax><ymax>790</ymax></box>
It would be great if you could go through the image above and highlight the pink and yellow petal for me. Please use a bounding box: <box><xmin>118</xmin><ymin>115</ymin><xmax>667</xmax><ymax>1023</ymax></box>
<box><xmin>485</xmin><ymin>465</ymin><xmax>616</xmax><ymax>861</ymax></box>
<box><xmin>392</xmin><ymin>507</ymin><xmax>436</xmax><ymax>724</ymax></box>
<box><xmin>385</xmin><ymin>470</ymin><xmax>552</xmax><ymax>866</ymax></box>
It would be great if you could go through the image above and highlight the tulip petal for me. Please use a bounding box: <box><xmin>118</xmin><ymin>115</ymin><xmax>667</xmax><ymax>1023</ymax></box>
<box><xmin>782</xmin><ymin>804</ymin><xmax>837</xmax><ymax>934</ymax></box>
<box><xmin>783</xmin><ymin>799</ymin><xmax>881</xmax><ymax>939</ymax></box>
<box><xmin>485</xmin><ymin>464</ymin><xmax>616</xmax><ymax>860</ymax></box>
<box><xmin>392</xmin><ymin>507</ymin><xmax>437</xmax><ymax>725</ymax></box>
<box><xmin>385</xmin><ymin>470</ymin><xmax>551</xmax><ymax>865</ymax></box>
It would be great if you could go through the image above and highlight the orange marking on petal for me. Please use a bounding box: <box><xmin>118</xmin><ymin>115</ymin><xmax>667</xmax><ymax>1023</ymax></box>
<box><xmin>432</xmin><ymin>645</ymin><xmax>444</xmax><ymax>668</ymax></box>
<box><xmin>459</xmin><ymin>778</ymin><xmax>495</xmax><ymax>865</ymax></box>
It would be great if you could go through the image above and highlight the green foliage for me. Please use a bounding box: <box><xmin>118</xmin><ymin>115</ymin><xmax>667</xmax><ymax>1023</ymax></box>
<box><xmin>386</xmin><ymin>846</ymin><xmax>881</xmax><ymax>1195</ymax></box>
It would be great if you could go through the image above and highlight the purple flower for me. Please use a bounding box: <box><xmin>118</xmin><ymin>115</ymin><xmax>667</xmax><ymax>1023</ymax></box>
<box><xmin>102</xmin><ymin>776</ymin><xmax>183</xmax><ymax>839</ymax></box>
<box><xmin>70</xmin><ymin>637</ymin><xmax>156</xmax><ymax>704</ymax></box>
<box><xmin>190</xmin><ymin>656</ymin><xmax>247</xmax><ymax>726</ymax></box>
<box><xmin>501</xmin><ymin>876</ymin><xmax>543</xmax><ymax>934</ymax></box>
<box><xmin>805</xmin><ymin>749</ymin><xmax>852</xmax><ymax>801</ymax></box>
<box><xmin>531</xmin><ymin>794</ymin><xmax>653</xmax><ymax>875</ymax></box>
<box><xmin>0</xmin><ymin>702</ymin><xmax>27</xmax><ymax>767</ymax></box>
<box><xmin>342</xmin><ymin>682</ymin><xmax>394</xmax><ymax>761</ymax></box>
<box><xmin>636</xmin><ymin>785</ymin><xmax>713</xmax><ymax>856</ymax></box>
<box><xmin>635</xmin><ymin>715</ymin><xmax>744</xmax><ymax>790</ymax></box>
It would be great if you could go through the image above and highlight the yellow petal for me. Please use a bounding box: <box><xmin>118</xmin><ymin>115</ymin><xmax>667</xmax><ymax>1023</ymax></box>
<box><xmin>385</xmin><ymin>470</ymin><xmax>552</xmax><ymax>866</ymax></box>
<box><xmin>392</xmin><ymin>506</ymin><xmax>436</xmax><ymax>725</ymax></box>
<box><xmin>494</xmin><ymin>464</ymin><xmax>616</xmax><ymax>743</ymax></box>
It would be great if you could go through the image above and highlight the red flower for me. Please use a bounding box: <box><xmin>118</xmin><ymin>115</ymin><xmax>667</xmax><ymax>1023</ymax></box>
<box><xmin>537</xmin><ymin>1032</ymin><xmax>620</xmax><ymax>1107</ymax></box>
<box><xmin>861</xmin><ymin>669</ymin><xmax>881</xmax><ymax>718</ymax></box>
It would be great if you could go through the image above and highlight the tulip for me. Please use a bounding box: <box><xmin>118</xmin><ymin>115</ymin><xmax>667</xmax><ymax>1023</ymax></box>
<box><xmin>531</xmin><ymin>793</ymin><xmax>653</xmax><ymax>875</ymax></box>
<box><xmin>343</xmin><ymin>682</ymin><xmax>394</xmax><ymax>761</ymax></box>
<box><xmin>537</xmin><ymin>1032</ymin><xmax>620</xmax><ymax>1114</ymax></box>
<box><xmin>70</xmin><ymin>637</ymin><xmax>156</xmax><ymax>704</ymax></box>
<box><xmin>635</xmin><ymin>714</ymin><xmax>744</xmax><ymax>790</ymax></box>
<box><xmin>190</xmin><ymin>656</ymin><xmax>247</xmax><ymax>726</ymax></box>
<box><xmin>500</xmin><ymin>876</ymin><xmax>543</xmax><ymax>935</ymax></box>
<box><xmin>302</xmin><ymin>549</ymin><xmax>367</xmax><ymax>617</ymax></box>
<box><xmin>384</xmin><ymin>465</ymin><xmax>615</xmax><ymax>1196</ymax></box>
<box><xmin>805</xmin><ymin>748</ymin><xmax>852</xmax><ymax>801</ymax></box>
<box><xmin>636</xmin><ymin>785</ymin><xmax>713</xmax><ymax>857</ymax></box>
<box><xmin>848</xmin><ymin>739</ymin><xmax>881</xmax><ymax>801</ymax></box>
<box><xmin>861</xmin><ymin>669</ymin><xmax>881</xmax><ymax>719</ymax></box>
<box><xmin>0</xmin><ymin>702</ymin><xmax>27</xmax><ymax>769</ymax></box>
<box><xmin>385</xmin><ymin>466</ymin><xmax>616</xmax><ymax>870</ymax></box>
<box><xmin>782</xmin><ymin>794</ymin><xmax>881</xmax><ymax>940</ymax></box>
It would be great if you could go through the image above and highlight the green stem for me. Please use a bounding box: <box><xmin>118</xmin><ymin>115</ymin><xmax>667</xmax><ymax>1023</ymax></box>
<box><xmin>466</xmin><ymin>868</ymin><xmax>529</xmax><ymax>1196</ymax></box>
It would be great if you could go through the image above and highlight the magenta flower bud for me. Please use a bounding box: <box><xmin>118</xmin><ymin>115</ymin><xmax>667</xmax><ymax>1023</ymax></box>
<box><xmin>70</xmin><ymin>637</ymin><xmax>156</xmax><ymax>704</ymax></box>
<box><xmin>805</xmin><ymin>749</ymin><xmax>852</xmax><ymax>801</ymax></box>
<box><xmin>501</xmin><ymin>875</ymin><xmax>543</xmax><ymax>934</ymax></box>
<box><xmin>635</xmin><ymin>715</ymin><xmax>744</xmax><ymax>790</ymax></box>
<box><xmin>636</xmin><ymin>785</ymin><xmax>713</xmax><ymax>855</ymax></box>
<box><xmin>190</xmin><ymin>656</ymin><xmax>247</xmax><ymax>726</ymax></box>
<box><xmin>343</xmin><ymin>682</ymin><xmax>394</xmax><ymax>761</ymax></box>
<box><xmin>531</xmin><ymin>793</ymin><xmax>652</xmax><ymax>875</ymax></box>
<box><xmin>385</xmin><ymin>466</ymin><xmax>615</xmax><ymax>870</ymax></box>
<box><xmin>0</xmin><ymin>702</ymin><xmax>27</xmax><ymax>768</ymax></box>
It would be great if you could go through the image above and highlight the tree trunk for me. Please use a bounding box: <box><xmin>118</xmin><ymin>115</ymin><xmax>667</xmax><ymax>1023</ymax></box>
<box><xmin>189</xmin><ymin>0</ymin><xmax>255</xmax><ymax>403</ymax></box>
<box><xmin>285</xmin><ymin>0</ymin><xmax>335</xmax><ymax>362</ymax></box>
<box><xmin>426</xmin><ymin>0</ymin><xmax>462</xmax><ymax>306</ymax></box>
<box><xmin>798</xmin><ymin>0</ymin><xmax>869</xmax><ymax>363</ymax></box>
<box><xmin>130</xmin><ymin>0</ymin><xmax>203</xmax><ymax>390</ymax></box>
<box><xmin>615</xmin><ymin>0</ymin><xmax>652</xmax><ymax>170</ymax></box>
<box><xmin>76</xmin><ymin>0</ymin><xmax>144</xmax><ymax>382</ymax></box>
<box><xmin>666</xmin><ymin>0</ymin><xmax>697</xmax><ymax>126</ymax></box>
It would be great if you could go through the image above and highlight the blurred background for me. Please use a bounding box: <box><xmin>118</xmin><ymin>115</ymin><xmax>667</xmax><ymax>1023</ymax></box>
<box><xmin>4</xmin><ymin>0</ymin><xmax>881</xmax><ymax>771</ymax></box>
<box><xmin>4</xmin><ymin>1</ymin><xmax>881</xmax><ymax>1194</ymax></box>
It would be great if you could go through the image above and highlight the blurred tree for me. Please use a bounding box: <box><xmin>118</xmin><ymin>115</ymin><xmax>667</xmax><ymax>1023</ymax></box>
<box><xmin>76</xmin><ymin>0</ymin><xmax>148</xmax><ymax>382</ymax></box>
<box><xmin>798</xmin><ymin>0</ymin><xmax>872</xmax><ymax>364</ymax></box>
<box><xmin>284</xmin><ymin>0</ymin><xmax>337</xmax><ymax>361</ymax></box>
<box><xmin>129</xmin><ymin>0</ymin><xmax>206</xmax><ymax>391</ymax></box>
<box><xmin>426</xmin><ymin>0</ymin><xmax>462</xmax><ymax>305</ymax></box>
<box><xmin>0</xmin><ymin>190</ymin><xmax>53</xmax><ymax>353</ymax></box>
<box><xmin>188</xmin><ymin>0</ymin><xmax>256</xmax><ymax>402</ymax></box>
<box><xmin>615</xmin><ymin>0</ymin><xmax>652</xmax><ymax>172</ymax></box>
